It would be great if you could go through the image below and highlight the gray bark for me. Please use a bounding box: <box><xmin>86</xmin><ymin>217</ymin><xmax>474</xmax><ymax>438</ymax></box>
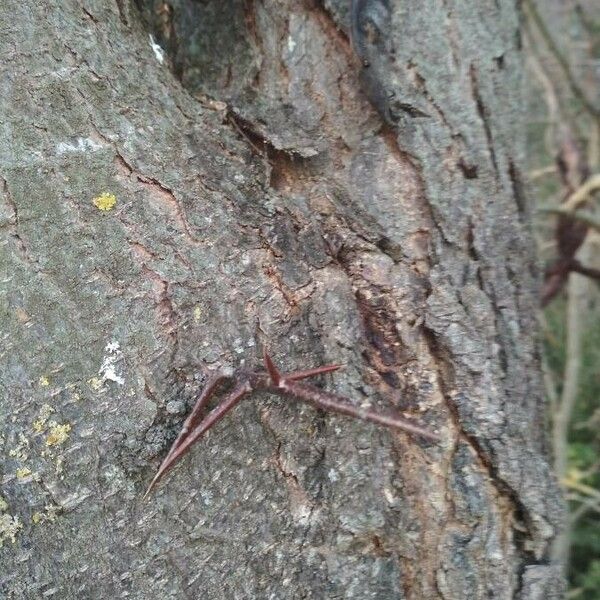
<box><xmin>0</xmin><ymin>1</ymin><xmax>564</xmax><ymax>598</ymax></box>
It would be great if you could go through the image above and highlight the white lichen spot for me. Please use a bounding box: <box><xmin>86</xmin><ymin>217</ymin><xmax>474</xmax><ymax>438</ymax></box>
<box><xmin>327</xmin><ymin>468</ymin><xmax>339</xmax><ymax>483</ymax></box>
<box><xmin>166</xmin><ymin>400</ymin><xmax>184</xmax><ymax>415</ymax></box>
<box><xmin>293</xmin><ymin>503</ymin><xmax>312</xmax><ymax>526</ymax></box>
<box><xmin>105</xmin><ymin>341</ymin><xmax>120</xmax><ymax>352</ymax></box>
<box><xmin>233</xmin><ymin>338</ymin><xmax>245</xmax><ymax>354</ymax></box>
<box><xmin>0</xmin><ymin>496</ymin><xmax>8</xmax><ymax>512</ymax></box>
<box><xmin>193</xmin><ymin>305</ymin><xmax>203</xmax><ymax>322</ymax></box>
<box><xmin>200</xmin><ymin>490</ymin><xmax>213</xmax><ymax>506</ymax></box>
<box><xmin>287</xmin><ymin>35</ymin><xmax>296</xmax><ymax>53</ymax></box>
<box><xmin>99</xmin><ymin>340</ymin><xmax>125</xmax><ymax>385</ymax></box>
<box><xmin>383</xmin><ymin>487</ymin><xmax>395</xmax><ymax>505</ymax></box>
<box><xmin>149</xmin><ymin>34</ymin><xmax>165</xmax><ymax>64</ymax></box>
<box><xmin>47</xmin><ymin>66</ymin><xmax>77</xmax><ymax>80</ymax></box>
<box><xmin>45</xmin><ymin>422</ymin><xmax>72</xmax><ymax>447</ymax></box>
<box><xmin>0</xmin><ymin>513</ymin><xmax>22</xmax><ymax>546</ymax></box>
<box><xmin>56</xmin><ymin>137</ymin><xmax>104</xmax><ymax>155</ymax></box>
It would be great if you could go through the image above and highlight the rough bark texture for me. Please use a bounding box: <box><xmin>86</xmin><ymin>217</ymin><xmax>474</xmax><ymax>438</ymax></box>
<box><xmin>0</xmin><ymin>1</ymin><xmax>564</xmax><ymax>598</ymax></box>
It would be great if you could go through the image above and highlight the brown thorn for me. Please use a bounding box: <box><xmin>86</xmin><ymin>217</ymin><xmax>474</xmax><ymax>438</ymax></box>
<box><xmin>286</xmin><ymin>364</ymin><xmax>343</xmax><ymax>381</ymax></box>
<box><xmin>279</xmin><ymin>380</ymin><xmax>440</xmax><ymax>441</ymax></box>
<box><xmin>143</xmin><ymin>381</ymin><xmax>252</xmax><ymax>499</ymax></box>
<box><xmin>262</xmin><ymin>349</ymin><xmax>281</xmax><ymax>385</ymax></box>
<box><xmin>144</xmin><ymin>353</ymin><xmax>440</xmax><ymax>499</ymax></box>
<box><xmin>165</xmin><ymin>372</ymin><xmax>230</xmax><ymax>461</ymax></box>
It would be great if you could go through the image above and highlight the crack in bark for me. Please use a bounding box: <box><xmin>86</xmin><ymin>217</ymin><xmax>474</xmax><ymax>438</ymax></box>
<box><xmin>132</xmin><ymin>263</ymin><xmax>181</xmax><ymax>366</ymax></box>
<box><xmin>508</xmin><ymin>158</ymin><xmax>528</xmax><ymax>219</ymax></box>
<box><xmin>113</xmin><ymin>154</ymin><xmax>203</xmax><ymax>246</ymax></box>
<box><xmin>469</xmin><ymin>63</ymin><xmax>500</xmax><ymax>178</ymax></box>
<box><xmin>114</xmin><ymin>0</ymin><xmax>130</xmax><ymax>28</ymax></box>
<box><xmin>308</xmin><ymin>0</ymin><xmax>354</xmax><ymax>62</ymax></box>
<box><xmin>354</xmin><ymin>288</ymin><xmax>416</xmax><ymax>383</ymax></box>
<box><xmin>404</xmin><ymin>61</ymin><xmax>452</xmax><ymax>129</ymax></box>
<box><xmin>1</xmin><ymin>176</ymin><xmax>35</xmax><ymax>263</ymax></box>
<box><xmin>420</xmin><ymin>322</ymin><xmax>546</xmax><ymax>578</ymax></box>
<box><xmin>260</xmin><ymin>408</ymin><xmax>323</xmax><ymax>555</ymax></box>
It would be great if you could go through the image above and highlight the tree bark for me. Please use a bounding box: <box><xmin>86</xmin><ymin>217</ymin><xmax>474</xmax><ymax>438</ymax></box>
<box><xmin>0</xmin><ymin>1</ymin><xmax>564</xmax><ymax>598</ymax></box>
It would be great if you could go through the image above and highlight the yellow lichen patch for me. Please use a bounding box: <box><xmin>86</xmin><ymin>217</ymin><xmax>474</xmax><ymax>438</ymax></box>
<box><xmin>69</xmin><ymin>388</ymin><xmax>83</xmax><ymax>402</ymax></box>
<box><xmin>0</xmin><ymin>496</ymin><xmax>8</xmax><ymax>512</ymax></box>
<box><xmin>45</xmin><ymin>422</ymin><xmax>71</xmax><ymax>447</ymax></box>
<box><xmin>87</xmin><ymin>376</ymin><xmax>103</xmax><ymax>391</ymax></box>
<box><xmin>16</xmin><ymin>467</ymin><xmax>32</xmax><ymax>479</ymax></box>
<box><xmin>0</xmin><ymin>514</ymin><xmax>22</xmax><ymax>547</ymax></box>
<box><xmin>39</xmin><ymin>375</ymin><xmax>50</xmax><ymax>387</ymax></box>
<box><xmin>40</xmin><ymin>404</ymin><xmax>54</xmax><ymax>419</ymax></box>
<box><xmin>8</xmin><ymin>433</ymin><xmax>30</xmax><ymax>461</ymax></box>
<box><xmin>92</xmin><ymin>192</ymin><xmax>117</xmax><ymax>211</ymax></box>
<box><xmin>193</xmin><ymin>305</ymin><xmax>203</xmax><ymax>321</ymax></box>
<box><xmin>33</xmin><ymin>403</ymin><xmax>55</xmax><ymax>433</ymax></box>
<box><xmin>43</xmin><ymin>504</ymin><xmax>60</xmax><ymax>522</ymax></box>
<box><xmin>32</xmin><ymin>505</ymin><xmax>60</xmax><ymax>525</ymax></box>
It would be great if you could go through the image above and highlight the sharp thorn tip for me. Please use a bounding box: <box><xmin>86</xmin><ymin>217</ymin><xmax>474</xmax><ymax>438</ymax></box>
<box><xmin>263</xmin><ymin>349</ymin><xmax>281</xmax><ymax>385</ymax></box>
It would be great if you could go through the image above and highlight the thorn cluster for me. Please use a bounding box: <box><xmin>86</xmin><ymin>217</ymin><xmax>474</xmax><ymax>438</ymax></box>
<box><xmin>144</xmin><ymin>349</ymin><xmax>439</xmax><ymax>499</ymax></box>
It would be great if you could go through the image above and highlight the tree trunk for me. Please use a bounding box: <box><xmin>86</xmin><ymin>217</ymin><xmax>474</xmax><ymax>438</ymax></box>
<box><xmin>0</xmin><ymin>1</ymin><xmax>564</xmax><ymax>598</ymax></box>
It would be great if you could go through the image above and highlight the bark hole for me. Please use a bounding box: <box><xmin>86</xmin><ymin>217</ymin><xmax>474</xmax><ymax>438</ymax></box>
<box><xmin>134</xmin><ymin>0</ymin><xmax>258</xmax><ymax>99</ymax></box>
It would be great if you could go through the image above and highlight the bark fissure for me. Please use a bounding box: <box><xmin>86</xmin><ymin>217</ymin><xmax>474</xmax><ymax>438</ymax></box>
<box><xmin>1</xmin><ymin>176</ymin><xmax>32</xmax><ymax>262</ymax></box>
<box><xmin>469</xmin><ymin>63</ymin><xmax>500</xmax><ymax>178</ymax></box>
